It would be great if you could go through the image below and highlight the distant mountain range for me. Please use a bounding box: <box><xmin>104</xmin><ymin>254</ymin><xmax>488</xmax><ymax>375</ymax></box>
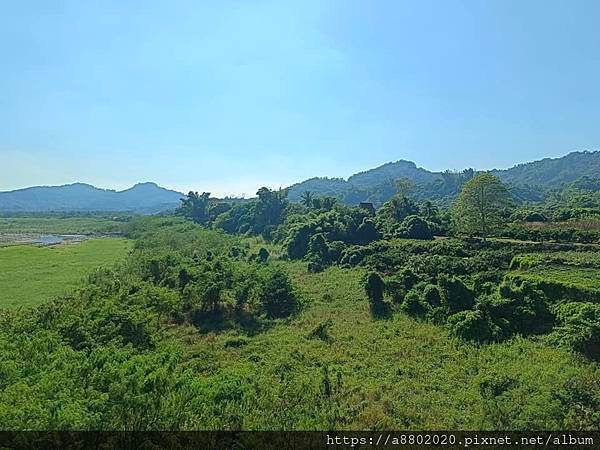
<box><xmin>0</xmin><ymin>182</ymin><xmax>184</xmax><ymax>213</ymax></box>
<box><xmin>1</xmin><ymin>151</ymin><xmax>599</xmax><ymax>212</ymax></box>
<box><xmin>287</xmin><ymin>150</ymin><xmax>600</xmax><ymax>205</ymax></box>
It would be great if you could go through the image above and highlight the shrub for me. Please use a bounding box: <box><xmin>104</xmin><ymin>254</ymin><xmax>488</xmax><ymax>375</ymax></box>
<box><xmin>224</xmin><ymin>336</ymin><xmax>249</xmax><ymax>348</ymax></box>
<box><xmin>258</xmin><ymin>247</ymin><xmax>270</xmax><ymax>264</ymax></box>
<box><xmin>339</xmin><ymin>241</ymin><xmax>391</xmax><ymax>267</ymax></box>
<box><xmin>384</xmin><ymin>279</ymin><xmax>405</xmax><ymax>304</ymax></box>
<box><xmin>327</xmin><ymin>240</ymin><xmax>347</xmax><ymax>264</ymax></box>
<box><xmin>427</xmin><ymin>306</ymin><xmax>449</xmax><ymax>325</ymax></box>
<box><xmin>523</xmin><ymin>212</ymin><xmax>549</xmax><ymax>222</ymax></box>
<box><xmin>555</xmin><ymin>372</ymin><xmax>600</xmax><ymax>429</ymax></box>
<box><xmin>259</xmin><ymin>268</ymin><xmax>298</xmax><ymax>318</ymax></box>
<box><xmin>132</xmin><ymin>284</ymin><xmax>182</xmax><ymax>323</ymax></box>
<box><xmin>285</xmin><ymin>224</ymin><xmax>312</xmax><ymax>259</ymax></box>
<box><xmin>307</xmin><ymin>319</ymin><xmax>334</xmax><ymax>342</ymax></box>
<box><xmin>356</xmin><ymin>218</ymin><xmax>381</xmax><ymax>244</ymax></box>
<box><xmin>502</xmin><ymin>272</ymin><xmax>600</xmax><ymax>305</ymax></box>
<box><xmin>308</xmin><ymin>233</ymin><xmax>329</xmax><ymax>262</ymax></box>
<box><xmin>307</xmin><ymin>260</ymin><xmax>326</xmax><ymax>273</ymax></box>
<box><xmin>233</xmin><ymin>277</ymin><xmax>257</xmax><ymax>310</ymax></box>
<box><xmin>478</xmin><ymin>374</ymin><xmax>517</xmax><ymax>399</ymax></box>
<box><xmin>399</xmin><ymin>215</ymin><xmax>434</xmax><ymax>240</ymax></box>
<box><xmin>397</xmin><ymin>267</ymin><xmax>419</xmax><ymax>290</ymax></box>
<box><xmin>423</xmin><ymin>284</ymin><xmax>442</xmax><ymax>307</ymax></box>
<box><xmin>401</xmin><ymin>290</ymin><xmax>429</xmax><ymax>318</ymax></box>
<box><xmin>548</xmin><ymin>302</ymin><xmax>600</xmax><ymax>360</ymax></box>
<box><xmin>493</xmin><ymin>281</ymin><xmax>553</xmax><ymax>336</ymax></box>
<box><xmin>201</xmin><ymin>282</ymin><xmax>223</xmax><ymax>314</ymax></box>
<box><xmin>228</xmin><ymin>246</ymin><xmax>246</xmax><ymax>258</ymax></box>
<box><xmin>448</xmin><ymin>309</ymin><xmax>499</xmax><ymax>343</ymax></box>
<box><xmin>438</xmin><ymin>275</ymin><xmax>475</xmax><ymax>312</ymax></box>
<box><xmin>364</xmin><ymin>272</ymin><xmax>385</xmax><ymax>310</ymax></box>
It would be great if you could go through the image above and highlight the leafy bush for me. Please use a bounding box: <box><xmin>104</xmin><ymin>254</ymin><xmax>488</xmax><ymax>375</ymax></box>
<box><xmin>258</xmin><ymin>268</ymin><xmax>299</xmax><ymax>319</ymax></box>
<box><xmin>307</xmin><ymin>260</ymin><xmax>326</xmax><ymax>273</ymax></box>
<box><xmin>364</xmin><ymin>271</ymin><xmax>385</xmax><ymax>312</ymax></box>
<box><xmin>548</xmin><ymin>302</ymin><xmax>600</xmax><ymax>360</ymax></box>
<box><xmin>511</xmin><ymin>251</ymin><xmax>600</xmax><ymax>270</ymax></box>
<box><xmin>384</xmin><ymin>279</ymin><xmax>406</xmax><ymax>304</ymax></box>
<box><xmin>258</xmin><ymin>247</ymin><xmax>270</xmax><ymax>263</ymax></box>
<box><xmin>285</xmin><ymin>223</ymin><xmax>312</xmax><ymax>259</ymax></box>
<box><xmin>478</xmin><ymin>293</ymin><xmax>552</xmax><ymax>338</ymax></box>
<box><xmin>438</xmin><ymin>275</ymin><xmax>475</xmax><ymax>312</ymax></box>
<box><xmin>555</xmin><ymin>372</ymin><xmax>600</xmax><ymax>429</ymax></box>
<box><xmin>327</xmin><ymin>240</ymin><xmax>347</xmax><ymax>264</ymax></box>
<box><xmin>356</xmin><ymin>218</ymin><xmax>380</xmax><ymax>244</ymax></box>
<box><xmin>504</xmin><ymin>223</ymin><xmax>600</xmax><ymax>244</ymax></box>
<box><xmin>504</xmin><ymin>269</ymin><xmax>600</xmax><ymax>304</ymax></box>
<box><xmin>398</xmin><ymin>215</ymin><xmax>434</xmax><ymax>240</ymax></box>
<box><xmin>423</xmin><ymin>284</ymin><xmax>442</xmax><ymax>307</ymax></box>
<box><xmin>448</xmin><ymin>309</ymin><xmax>499</xmax><ymax>343</ymax></box>
<box><xmin>308</xmin><ymin>234</ymin><xmax>329</xmax><ymax>260</ymax></box>
<box><xmin>307</xmin><ymin>319</ymin><xmax>334</xmax><ymax>342</ymax></box>
<box><xmin>478</xmin><ymin>374</ymin><xmax>517</xmax><ymax>399</ymax></box>
<box><xmin>401</xmin><ymin>290</ymin><xmax>429</xmax><ymax>318</ymax></box>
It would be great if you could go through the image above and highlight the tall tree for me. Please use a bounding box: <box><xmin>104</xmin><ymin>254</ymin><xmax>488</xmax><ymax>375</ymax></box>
<box><xmin>312</xmin><ymin>196</ymin><xmax>337</xmax><ymax>211</ymax></box>
<box><xmin>420</xmin><ymin>200</ymin><xmax>438</xmax><ymax>219</ymax></box>
<box><xmin>452</xmin><ymin>173</ymin><xmax>511</xmax><ymax>239</ymax></box>
<box><xmin>300</xmin><ymin>191</ymin><xmax>314</xmax><ymax>208</ymax></box>
<box><xmin>375</xmin><ymin>194</ymin><xmax>419</xmax><ymax>229</ymax></box>
<box><xmin>254</xmin><ymin>187</ymin><xmax>288</xmax><ymax>234</ymax></box>
<box><xmin>176</xmin><ymin>191</ymin><xmax>211</xmax><ymax>224</ymax></box>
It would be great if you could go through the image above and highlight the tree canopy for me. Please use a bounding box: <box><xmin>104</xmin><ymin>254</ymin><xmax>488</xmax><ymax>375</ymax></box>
<box><xmin>176</xmin><ymin>191</ymin><xmax>211</xmax><ymax>224</ymax></box>
<box><xmin>452</xmin><ymin>173</ymin><xmax>512</xmax><ymax>239</ymax></box>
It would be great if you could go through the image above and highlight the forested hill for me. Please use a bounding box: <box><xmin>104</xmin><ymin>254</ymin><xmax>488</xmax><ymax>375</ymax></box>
<box><xmin>0</xmin><ymin>182</ymin><xmax>183</xmax><ymax>213</ymax></box>
<box><xmin>348</xmin><ymin>160</ymin><xmax>441</xmax><ymax>186</ymax></box>
<box><xmin>492</xmin><ymin>150</ymin><xmax>600</xmax><ymax>187</ymax></box>
<box><xmin>287</xmin><ymin>150</ymin><xmax>600</xmax><ymax>205</ymax></box>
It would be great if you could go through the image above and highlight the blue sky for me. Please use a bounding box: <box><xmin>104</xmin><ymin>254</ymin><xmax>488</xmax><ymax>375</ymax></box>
<box><xmin>1</xmin><ymin>0</ymin><xmax>599</xmax><ymax>196</ymax></box>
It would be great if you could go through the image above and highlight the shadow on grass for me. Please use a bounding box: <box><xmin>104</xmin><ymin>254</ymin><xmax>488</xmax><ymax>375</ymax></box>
<box><xmin>370</xmin><ymin>301</ymin><xmax>393</xmax><ymax>320</ymax></box>
<box><xmin>192</xmin><ymin>307</ymin><xmax>274</xmax><ymax>336</ymax></box>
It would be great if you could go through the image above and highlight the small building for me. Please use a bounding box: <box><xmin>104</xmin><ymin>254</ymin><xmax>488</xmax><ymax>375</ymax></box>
<box><xmin>359</xmin><ymin>202</ymin><xmax>375</xmax><ymax>215</ymax></box>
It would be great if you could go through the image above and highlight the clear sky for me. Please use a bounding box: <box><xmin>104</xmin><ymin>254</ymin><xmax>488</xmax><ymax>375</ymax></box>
<box><xmin>1</xmin><ymin>0</ymin><xmax>599</xmax><ymax>196</ymax></box>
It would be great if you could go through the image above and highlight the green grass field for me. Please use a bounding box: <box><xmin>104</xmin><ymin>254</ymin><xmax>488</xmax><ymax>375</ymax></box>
<box><xmin>0</xmin><ymin>216</ymin><xmax>127</xmax><ymax>234</ymax></box>
<box><xmin>0</xmin><ymin>238</ymin><xmax>132</xmax><ymax>308</ymax></box>
<box><xmin>172</xmin><ymin>261</ymin><xmax>596</xmax><ymax>429</ymax></box>
<box><xmin>511</xmin><ymin>251</ymin><xmax>600</xmax><ymax>270</ymax></box>
<box><xmin>506</xmin><ymin>252</ymin><xmax>600</xmax><ymax>304</ymax></box>
<box><xmin>516</xmin><ymin>266</ymin><xmax>600</xmax><ymax>291</ymax></box>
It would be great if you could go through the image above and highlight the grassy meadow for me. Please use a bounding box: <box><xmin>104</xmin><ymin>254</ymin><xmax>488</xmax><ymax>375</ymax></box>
<box><xmin>0</xmin><ymin>216</ymin><xmax>128</xmax><ymax>235</ymax></box>
<box><xmin>0</xmin><ymin>238</ymin><xmax>132</xmax><ymax>308</ymax></box>
<box><xmin>514</xmin><ymin>266</ymin><xmax>600</xmax><ymax>291</ymax></box>
<box><xmin>506</xmin><ymin>251</ymin><xmax>600</xmax><ymax>305</ymax></box>
<box><xmin>176</xmin><ymin>261</ymin><xmax>596</xmax><ymax>429</ymax></box>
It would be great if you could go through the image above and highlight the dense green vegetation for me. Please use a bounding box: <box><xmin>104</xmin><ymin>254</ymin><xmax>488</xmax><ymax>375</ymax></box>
<box><xmin>1</xmin><ymin>169</ymin><xmax>599</xmax><ymax>431</ymax></box>
<box><xmin>0</xmin><ymin>239</ymin><xmax>132</xmax><ymax>308</ymax></box>
<box><xmin>286</xmin><ymin>150</ymin><xmax>600</xmax><ymax>206</ymax></box>
<box><xmin>1</xmin><ymin>218</ymin><xmax>598</xmax><ymax>430</ymax></box>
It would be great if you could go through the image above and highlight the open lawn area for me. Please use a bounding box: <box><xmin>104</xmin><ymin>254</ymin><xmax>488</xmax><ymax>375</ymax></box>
<box><xmin>0</xmin><ymin>238</ymin><xmax>132</xmax><ymax>308</ymax></box>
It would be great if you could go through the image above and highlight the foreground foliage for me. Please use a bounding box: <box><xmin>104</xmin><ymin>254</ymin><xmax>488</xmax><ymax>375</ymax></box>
<box><xmin>0</xmin><ymin>219</ymin><xmax>599</xmax><ymax>430</ymax></box>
